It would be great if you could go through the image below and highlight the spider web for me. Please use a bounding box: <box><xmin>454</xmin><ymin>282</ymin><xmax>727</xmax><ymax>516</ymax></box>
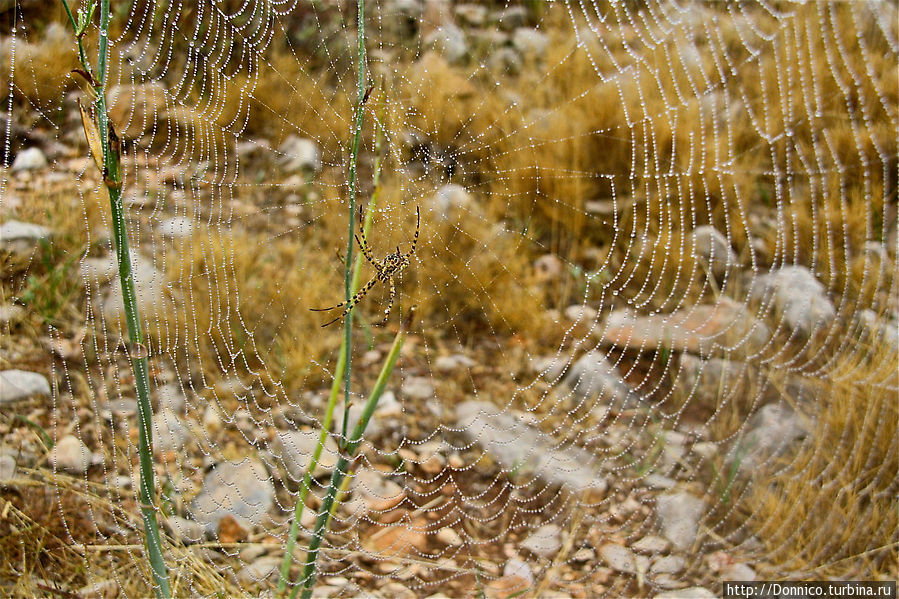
<box><xmin>1</xmin><ymin>1</ymin><xmax>897</xmax><ymax>597</ymax></box>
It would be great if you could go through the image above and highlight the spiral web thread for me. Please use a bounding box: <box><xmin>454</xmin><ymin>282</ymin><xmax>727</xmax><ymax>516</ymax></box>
<box><xmin>0</xmin><ymin>1</ymin><xmax>896</xmax><ymax>597</ymax></box>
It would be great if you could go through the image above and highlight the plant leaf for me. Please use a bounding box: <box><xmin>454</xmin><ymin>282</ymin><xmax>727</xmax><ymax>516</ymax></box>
<box><xmin>79</xmin><ymin>99</ymin><xmax>104</xmax><ymax>172</ymax></box>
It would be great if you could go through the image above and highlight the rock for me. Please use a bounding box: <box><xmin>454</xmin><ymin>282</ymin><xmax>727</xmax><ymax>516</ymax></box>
<box><xmin>155</xmin><ymin>383</ymin><xmax>187</xmax><ymax>413</ymax></box>
<box><xmin>49</xmin><ymin>435</ymin><xmax>94</xmax><ymax>474</ymax></box>
<box><xmin>599</xmin><ymin>543</ymin><xmax>637</xmax><ymax>574</ymax></box>
<box><xmin>10</xmin><ymin>147</ymin><xmax>48</xmax><ymax>171</ymax></box>
<box><xmin>748</xmin><ymin>265</ymin><xmax>836</xmax><ymax>335</ymax></box>
<box><xmin>0</xmin><ymin>370</ymin><xmax>51</xmax><ymax>403</ymax></box>
<box><xmin>530</xmin><ymin>354</ymin><xmax>571</xmax><ymax>382</ymax></box>
<box><xmin>564</xmin><ymin>304</ymin><xmax>598</xmax><ymax>324</ymax></box>
<box><xmin>107</xmin><ymin>82</ymin><xmax>168</xmax><ymax>139</ymax></box>
<box><xmin>456</xmin><ymin>401</ymin><xmax>608</xmax><ymax>496</ymax></box>
<box><xmin>512</xmin><ymin>28</ymin><xmax>549</xmax><ymax>56</ymax></box>
<box><xmin>485</xmin><ymin>576</ymin><xmax>531</xmax><ymax>599</ymax></box>
<box><xmin>434</xmin><ymin>354</ymin><xmax>476</xmax><ymax>372</ymax></box>
<box><xmin>655</xmin><ymin>588</ymin><xmax>716</xmax><ymax>599</ymax></box>
<box><xmin>602</xmin><ymin>298</ymin><xmax>769</xmax><ymax>356</ymax></box>
<box><xmin>565</xmin><ymin>350</ymin><xmax>642</xmax><ymax>409</ymax></box>
<box><xmin>189</xmin><ymin>458</ymin><xmax>275</xmax><ymax>535</ymax></box>
<box><xmin>632</xmin><ymin>535</ymin><xmax>670</xmax><ymax>554</ymax></box>
<box><xmin>721</xmin><ymin>562</ymin><xmax>756</xmax><ymax>581</ymax></box>
<box><xmin>0</xmin><ymin>454</ymin><xmax>16</xmax><ymax>479</ymax></box>
<box><xmin>0</xmin><ymin>303</ymin><xmax>24</xmax><ymax>325</ymax></box>
<box><xmin>677</xmin><ymin>355</ymin><xmax>751</xmax><ymax>403</ymax></box>
<box><xmin>158</xmin><ymin>216</ymin><xmax>194</xmax><ymax>239</ymax></box>
<box><xmin>364</xmin><ymin>516</ymin><xmax>428</xmax><ymax>557</ymax></box>
<box><xmin>100</xmin><ymin>254</ymin><xmax>166</xmax><ymax>323</ymax></box>
<box><xmin>656</xmin><ymin>491</ymin><xmax>704</xmax><ymax>551</ymax></box>
<box><xmin>496</xmin><ymin>6</ymin><xmax>529</xmax><ymax>30</ymax></box>
<box><xmin>237</xmin><ymin>555</ymin><xmax>283</xmax><ymax>586</ymax></box>
<box><xmin>428</xmin><ymin>184</ymin><xmax>474</xmax><ymax>221</ymax></box>
<box><xmin>202</xmin><ymin>405</ymin><xmax>223</xmax><ymax>434</ymax></box>
<box><xmin>521</xmin><ymin>523</ymin><xmax>562</xmax><ymax>558</ymax></box>
<box><xmin>858</xmin><ymin>309</ymin><xmax>899</xmax><ymax>350</ymax></box>
<box><xmin>737</xmin><ymin>403</ymin><xmax>809</xmax><ymax>470</ymax></box>
<box><xmin>504</xmin><ymin>558</ymin><xmax>534</xmax><ymax>584</ymax></box>
<box><xmin>79</xmin><ymin>255</ymin><xmax>119</xmax><ymax>285</ymax></box>
<box><xmin>692</xmin><ymin>225</ymin><xmax>737</xmax><ymax>278</ymax></box>
<box><xmin>0</xmin><ymin>220</ymin><xmax>52</xmax><ymax>254</ymax></box>
<box><xmin>76</xmin><ymin>579</ymin><xmax>119</xmax><ymax>599</ymax></box>
<box><xmin>278</xmin><ymin>135</ymin><xmax>321</xmax><ymax>174</ymax></box>
<box><xmin>455</xmin><ymin>4</ymin><xmax>487</xmax><ymax>26</ymax></box>
<box><xmin>271</xmin><ymin>430</ymin><xmax>340</xmax><ymax>482</ymax></box>
<box><xmin>534</xmin><ymin>254</ymin><xmax>564</xmax><ymax>281</ymax></box>
<box><xmin>572</xmin><ymin>547</ymin><xmax>595</xmax><ymax>562</ymax></box>
<box><xmin>436</xmin><ymin>527</ymin><xmax>464</xmax><ymax>546</ymax></box>
<box><xmin>651</xmin><ymin>555</ymin><xmax>686</xmax><ymax>575</ymax></box>
<box><xmin>165</xmin><ymin>515</ymin><xmax>205</xmax><ymax>544</ymax></box>
<box><xmin>487</xmin><ymin>47</ymin><xmax>523</xmax><ymax>75</ymax></box>
<box><xmin>351</xmin><ymin>468</ymin><xmax>406</xmax><ymax>512</ymax></box>
<box><xmin>154</xmin><ymin>409</ymin><xmax>188</xmax><ymax>453</ymax></box>
<box><xmin>234</xmin><ymin>137</ymin><xmax>271</xmax><ymax>159</ymax></box>
<box><xmin>97</xmin><ymin>399</ymin><xmax>139</xmax><ymax>420</ymax></box>
<box><xmin>424</xmin><ymin>24</ymin><xmax>468</xmax><ymax>64</ymax></box>
<box><xmin>401</xmin><ymin>376</ymin><xmax>434</xmax><ymax>400</ymax></box>
<box><xmin>644</xmin><ymin>474</ymin><xmax>678</xmax><ymax>490</ymax></box>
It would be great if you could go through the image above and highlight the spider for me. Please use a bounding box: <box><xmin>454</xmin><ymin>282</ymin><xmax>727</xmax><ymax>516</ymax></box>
<box><xmin>311</xmin><ymin>205</ymin><xmax>420</xmax><ymax>328</ymax></box>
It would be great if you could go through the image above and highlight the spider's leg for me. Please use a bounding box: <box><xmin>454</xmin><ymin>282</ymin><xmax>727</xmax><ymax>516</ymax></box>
<box><xmin>374</xmin><ymin>279</ymin><xmax>396</xmax><ymax>327</ymax></box>
<box><xmin>401</xmin><ymin>205</ymin><xmax>420</xmax><ymax>261</ymax></box>
<box><xmin>310</xmin><ymin>275</ymin><xmax>379</xmax><ymax>313</ymax></box>
<box><xmin>355</xmin><ymin>233</ymin><xmax>380</xmax><ymax>269</ymax></box>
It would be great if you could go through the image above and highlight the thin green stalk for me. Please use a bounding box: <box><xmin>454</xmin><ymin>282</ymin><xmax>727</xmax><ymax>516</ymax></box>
<box><xmin>277</xmin><ymin>180</ymin><xmax>379</xmax><ymax>595</ymax></box>
<box><xmin>60</xmin><ymin>2</ymin><xmax>171</xmax><ymax>596</ymax></box>
<box><xmin>341</xmin><ymin>0</ymin><xmax>367</xmax><ymax>442</ymax></box>
<box><xmin>292</xmin><ymin>327</ymin><xmax>406</xmax><ymax>599</ymax></box>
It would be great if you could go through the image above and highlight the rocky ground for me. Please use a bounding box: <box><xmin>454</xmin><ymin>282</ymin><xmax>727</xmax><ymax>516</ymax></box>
<box><xmin>2</xmin><ymin>1</ymin><xmax>898</xmax><ymax>598</ymax></box>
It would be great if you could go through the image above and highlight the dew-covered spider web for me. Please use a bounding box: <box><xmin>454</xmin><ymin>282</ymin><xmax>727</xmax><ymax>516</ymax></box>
<box><xmin>1</xmin><ymin>1</ymin><xmax>897</xmax><ymax>597</ymax></box>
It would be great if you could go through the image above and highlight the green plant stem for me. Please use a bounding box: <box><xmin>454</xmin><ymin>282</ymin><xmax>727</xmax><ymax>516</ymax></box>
<box><xmin>292</xmin><ymin>327</ymin><xmax>405</xmax><ymax>599</ymax></box>
<box><xmin>277</xmin><ymin>181</ymin><xmax>379</xmax><ymax>596</ymax></box>
<box><xmin>59</xmin><ymin>1</ymin><xmax>171</xmax><ymax>596</ymax></box>
<box><xmin>340</xmin><ymin>0</ymin><xmax>367</xmax><ymax>442</ymax></box>
<box><xmin>59</xmin><ymin>0</ymin><xmax>92</xmax><ymax>79</ymax></box>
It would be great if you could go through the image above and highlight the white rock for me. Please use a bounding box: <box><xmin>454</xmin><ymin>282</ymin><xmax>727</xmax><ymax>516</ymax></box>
<box><xmin>158</xmin><ymin>216</ymin><xmax>194</xmax><ymax>239</ymax></box>
<box><xmin>656</xmin><ymin>491</ymin><xmax>704</xmax><ymax>551</ymax></box>
<box><xmin>503</xmin><ymin>558</ymin><xmax>534</xmax><ymax>584</ymax></box>
<box><xmin>11</xmin><ymin>147</ymin><xmax>48</xmax><ymax>171</ymax></box>
<box><xmin>402</xmin><ymin>376</ymin><xmax>434</xmax><ymax>400</ymax></box>
<box><xmin>434</xmin><ymin>354</ymin><xmax>476</xmax><ymax>372</ymax></box>
<box><xmin>599</xmin><ymin>543</ymin><xmax>637</xmax><ymax>574</ymax></box>
<box><xmin>189</xmin><ymin>458</ymin><xmax>275</xmax><ymax>534</ymax></box>
<box><xmin>429</xmin><ymin>183</ymin><xmax>474</xmax><ymax>221</ymax></box>
<box><xmin>100</xmin><ymin>254</ymin><xmax>166</xmax><ymax>322</ymax></box>
<box><xmin>455</xmin><ymin>4</ymin><xmax>487</xmax><ymax>26</ymax></box>
<box><xmin>572</xmin><ymin>547</ymin><xmax>595</xmax><ymax>562</ymax></box>
<box><xmin>456</xmin><ymin>401</ymin><xmax>608</xmax><ymax>495</ymax></box>
<box><xmin>564</xmin><ymin>304</ymin><xmax>598</xmax><ymax>324</ymax></box>
<box><xmin>49</xmin><ymin>435</ymin><xmax>94</xmax><ymax>474</ymax></box>
<box><xmin>632</xmin><ymin>535</ymin><xmax>670</xmax><ymax>554</ymax></box>
<box><xmin>565</xmin><ymin>351</ymin><xmax>642</xmax><ymax>408</ymax></box>
<box><xmin>651</xmin><ymin>554</ymin><xmax>686</xmax><ymax>575</ymax></box>
<box><xmin>738</xmin><ymin>403</ymin><xmax>808</xmax><ymax>470</ymax></box>
<box><xmin>530</xmin><ymin>354</ymin><xmax>572</xmax><ymax>382</ymax></box>
<box><xmin>0</xmin><ymin>454</ymin><xmax>16</xmax><ymax>479</ymax></box>
<box><xmin>512</xmin><ymin>28</ymin><xmax>549</xmax><ymax>56</ymax></box>
<box><xmin>0</xmin><ymin>304</ymin><xmax>24</xmax><ymax>325</ymax></box>
<box><xmin>534</xmin><ymin>254</ymin><xmax>563</xmax><ymax>280</ymax></box>
<box><xmin>79</xmin><ymin>255</ymin><xmax>119</xmax><ymax>285</ymax></box>
<box><xmin>692</xmin><ymin>225</ymin><xmax>737</xmax><ymax>278</ymax></box>
<box><xmin>0</xmin><ymin>369</ymin><xmax>51</xmax><ymax>403</ymax></box>
<box><xmin>424</xmin><ymin>24</ymin><xmax>468</xmax><ymax>63</ymax></box>
<box><xmin>156</xmin><ymin>382</ymin><xmax>187</xmax><ymax>413</ymax></box>
<box><xmin>496</xmin><ymin>6</ymin><xmax>529</xmax><ymax>30</ymax></box>
<box><xmin>0</xmin><ymin>220</ymin><xmax>52</xmax><ymax>254</ymax></box>
<box><xmin>521</xmin><ymin>524</ymin><xmax>562</xmax><ymax>558</ymax></box>
<box><xmin>721</xmin><ymin>562</ymin><xmax>756</xmax><ymax>581</ymax></box>
<box><xmin>237</xmin><ymin>555</ymin><xmax>282</xmax><ymax>586</ymax></box>
<box><xmin>202</xmin><ymin>405</ymin><xmax>223</xmax><ymax>433</ymax></box>
<box><xmin>436</xmin><ymin>527</ymin><xmax>464</xmax><ymax>546</ymax></box>
<box><xmin>154</xmin><ymin>408</ymin><xmax>188</xmax><ymax>452</ymax></box>
<box><xmin>278</xmin><ymin>135</ymin><xmax>321</xmax><ymax>174</ymax></box>
<box><xmin>271</xmin><ymin>429</ymin><xmax>340</xmax><ymax>482</ymax></box>
<box><xmin>165</xmin><ymin>515</ymin><xmax>205</xmax><ymax>544</ymax></box>
<box><xmin>351</xmin><ymin>467</ymin><xmax>405</xmax><ymax>512</ymax></box>
<box><xmin>76</xmin><ymin>579</ymin><xmax>119</xmax><ymax>599</ymax></box>
<box><xmin>748</xmin><ymin>266</ymin><xmax>836</xmax><ymax>335</ymax></box>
